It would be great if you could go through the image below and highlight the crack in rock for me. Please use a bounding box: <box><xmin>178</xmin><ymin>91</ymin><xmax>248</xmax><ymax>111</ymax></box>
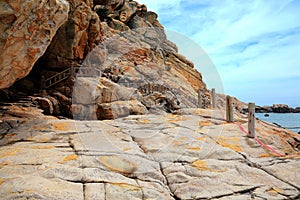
<box><xmin>238</xmin><ymin>152</ymin><xmax>300</xmax><ymax>191</ymax></box>
<box><xmin>159</xmin><ymin>162</ymin><xmax>180</xmax><ymax>200</ymax></box>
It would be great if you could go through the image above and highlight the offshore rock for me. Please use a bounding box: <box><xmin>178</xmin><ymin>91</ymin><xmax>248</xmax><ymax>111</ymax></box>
<box><xmin>255</xmin><ymin>104</ymin><xmax>300</xmax><ymax>113</ymax></box>
<box><xmin>272</xmin><ymin>104</ymin><xmax>294</xmax><ymax>113</ymax></box>
<box><xmin>0</xmin><ymin>0</ymin><xmax>69</xmax><ymax>89</ymax></box>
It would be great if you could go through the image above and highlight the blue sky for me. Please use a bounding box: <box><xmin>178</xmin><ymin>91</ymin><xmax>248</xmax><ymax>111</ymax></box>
<box><xmin>138</xmin><ymin>0</ymin><xmax>300</xmax><ymax>107</ymax></box>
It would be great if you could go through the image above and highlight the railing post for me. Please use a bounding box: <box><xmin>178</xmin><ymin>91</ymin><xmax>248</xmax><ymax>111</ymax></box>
<box><xmin>197</xmin><ymin>90</ymin><xmax>202</xmax><ymax>108</ymax></box>
<box><xmin>248</xmin><ymin>102</ymin><xmax>255</xmax><ymax>138</ymax></box>
<box><xmin>211</xmin><ymin>88</ymin><xmax>216</xmax><ymax>109</ymax></box>
<box><xmin>226</xmin><ymin>95</ymin><xmax>234</xmax><ymax>122</ymax></box>
<box><xmin>71</xmin><ymin>66</ymin><xmax>76</xmax><ymax>77</ymax></box>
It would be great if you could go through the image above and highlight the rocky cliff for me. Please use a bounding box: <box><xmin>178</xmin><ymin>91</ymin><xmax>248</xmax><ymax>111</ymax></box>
<box><xmin>0</xmin><ymin>0</ymin><xmax>210</xmax><ymax>120</ymax></box>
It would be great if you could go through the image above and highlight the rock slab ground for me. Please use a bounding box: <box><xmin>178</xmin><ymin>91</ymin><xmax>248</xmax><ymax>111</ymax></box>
<box><xmin>0</xmin><ymin>108</ymin><xmax>299</xmax><ymax>200</ymax></box>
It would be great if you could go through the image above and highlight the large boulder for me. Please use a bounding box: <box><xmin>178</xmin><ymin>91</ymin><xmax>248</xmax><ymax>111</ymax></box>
<box><xmin>72</xmin><ymin>77</ymin><xmax>142</xmax><ymax>105</ymax></box>
<box><xmin>33</xmin><ymin>96</ymin><xmax>61</xmax><ymax>115</ymax></box>
<box><xmin>72</xmin><ymin>77</ymin><xmax>144</xmax><ymax>120</ymax></box>
<box><xmin>97</xmin><ymin>100</ymin><xmax>148</xmax><ymax>119</ymax></box>
<box><xmin>0</xmin><ymin>0</ymin><xmax>69</xmax><ymax>89</ymax></box>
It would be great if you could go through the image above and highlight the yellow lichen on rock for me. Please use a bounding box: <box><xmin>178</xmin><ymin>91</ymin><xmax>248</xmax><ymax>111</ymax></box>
<box><xmin>32</xmin><ymin>146</ymin><xmax>55</xmax><ymax>149</ymax></box>
<box><xmin>33</xmin><ymin>124</ymin><xmax>51</xmax><ymax>131</ymax></box>
<box><xmin>179</xmin><ymin>136</ymin><xmax>188</xmax><ymax>141</ymax></box>
<box><xmin>199</xmin><ymin>121</ymin><xmax>212</xmax><ymax>126</ymax></box>
<box><xmin>187</xmin><ymin>147</ymin><xmax>202</xmax><ymax>151</ymax></box>
<box><xmin>191</xmin><ymin>160</ymin><xmax>209</xmax><ymax>171</ymax></box>
<box><xmin>137</xmin><ymin>119</ymin><xmax>150</xmax><ymax>124</ymax></box>
<box><xmin>112</xmin><ymin>183</ymin><xmax>140</xmax><ymax>191</ymax></box>
<box><xmin>167</xmin><ymin>115</ymin><xmax>189</xmax><ymax>123</ymax></box>
<box><xmin>99</xmin><ymin>156</ymin><xmax>137</xmax><ymax>175</ymax></box>
<box><xmin>196</xmin><ymin>136</ymin><xmax>207</xmax><ymax>141</ymax></box>
<box><xmin>266</xmin><ymin>187</ymin><xmax>282</xmax><ymax>196</ymax></box>
<box><xmin>258</xmin><ymin>153</ymin><xmax>277</xmax><ymax>158</ymax></box>
<box><xmin>0</xmin><ymin>148</ymin><xmax>20</xmax><ymax>159</ymax></box>
<box><xmin>62</xmin><ymin>155</ymin><xmax>78</xmax><ymax>163</ymax></box>
<box><xmin>191</xmin><ymin>160</ymin><xmax>227</xmax><ymax>173</ymax></box>
<box><xmin>172</xmin><ymin>140</ymin><xmax>184</xmax><ymax>145</ymax></box>
<box><xmin>216</xmin><ymin>137</ymin><xmax>242</xmax><ymax>152</ymax></box>
<box><xmin>51</xmin><ymin>122</ymin><xmax>72</xmax><ymax>131</ymax></box>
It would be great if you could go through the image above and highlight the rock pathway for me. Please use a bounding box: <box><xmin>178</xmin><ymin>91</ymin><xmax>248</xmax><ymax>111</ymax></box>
<box><xmin>0</xmin><ymin>108</ymin><xmax>299</xmax><ymax>199</ymax></box>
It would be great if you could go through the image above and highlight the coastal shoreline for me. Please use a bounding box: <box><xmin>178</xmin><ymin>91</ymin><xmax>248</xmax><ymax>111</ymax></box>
<box><xmin>255</xmin><ymin>104</ymin><xmax>300</xmax><ymax>113</ymax></box>
<box><xmin>241</xmin><ymin>104</ymin><xmax>300</xmax><ymax>114</ymax></box>
<box><xmin>256</xmin><ymin>113</ymin><xmax>300</xmax><ymax>134</ymax></box>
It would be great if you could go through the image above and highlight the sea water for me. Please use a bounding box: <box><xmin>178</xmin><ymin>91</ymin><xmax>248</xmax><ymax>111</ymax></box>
<box><xmin>256</xmin><ymin>113</ymin><xmax>300</xmax><ymax>133</ymax></box>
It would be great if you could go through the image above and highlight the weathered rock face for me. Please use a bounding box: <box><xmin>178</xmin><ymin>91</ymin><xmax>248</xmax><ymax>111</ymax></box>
<box><xmin>1</xmin><ymin>0</ymin><xmax>210</xmax><ymax>119</ymax></box>
<box><xmin>66</xmin><ymin>31</ymin><xmax>209</xmax><ymax>119</ymax></box>
<box><xmin>37</xmin><ymin>0</ymin><xmax>102</xmax><ymax>70</ymax></box>
<box><xmin>0</xmin><ymin>0</ymin><xmax>69</xmax><ymax>89</ymax></box>
<box><xmin>27</xmin><ymin>0</ymin><xmax>209</xmax><ymax>119</ymax></box>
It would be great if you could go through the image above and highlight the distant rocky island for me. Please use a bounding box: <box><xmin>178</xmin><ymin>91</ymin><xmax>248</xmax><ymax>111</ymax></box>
<box><xmin>255</xmin><ymin>104</ymin><xmax>300</xmax><ymax>113</ymax></box>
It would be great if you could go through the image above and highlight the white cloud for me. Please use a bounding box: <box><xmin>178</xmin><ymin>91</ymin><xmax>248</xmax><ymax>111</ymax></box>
<box><xmin>136</xmin><ymin>0</ymin><xmax>300</xmax><ymax>106</ymax></box>
<box><xmin>190</xmin><ymin>0</ymin><xmax>300</xmax><ymax>51</ymax></box>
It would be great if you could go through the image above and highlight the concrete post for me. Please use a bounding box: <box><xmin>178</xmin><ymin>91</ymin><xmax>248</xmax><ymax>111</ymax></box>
<box><xmin>248</xmin><ymin>102</ymin><xmax>256</xmax><ymax>138</ymax></box>
<box><xmin>226</xmin><ymin>95</ymin><xmax>234</xmax><ymax>122</ymax></box>
<box><xmin>211</xmin><ymin>88</ymin><xmax>216</xmax><ymax>109</ymax></box>
<box><xmin>197</xmin><ymin>90</ymin><xmax>202</xmax><ymax>108</ymax></box>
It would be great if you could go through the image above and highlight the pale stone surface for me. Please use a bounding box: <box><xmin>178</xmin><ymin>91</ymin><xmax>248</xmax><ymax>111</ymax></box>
<box><xmin>0</xmin><ymin>0</ymin><xmax>69</xmax><ymax>89</ymax></box>
<box><xmin>0</xmin><ymin>108</ymin><xmax>299</xmax><ymax>199</ymax></box>
<box><xmin>85</xmin><ymin>183</ymin><xmax>105</xmax><ymax>200</ymax></box>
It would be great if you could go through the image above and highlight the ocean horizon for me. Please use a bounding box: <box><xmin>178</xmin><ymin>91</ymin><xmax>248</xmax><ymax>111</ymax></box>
<box><xmin>256</xmin><ymin>113</ymin><xmax>300</xmax><ymax>133</ymax></box>
<box><xmin>257</xmin><ymin>104</ymin><xmax>299</xmax><ymax>109</ymax></box>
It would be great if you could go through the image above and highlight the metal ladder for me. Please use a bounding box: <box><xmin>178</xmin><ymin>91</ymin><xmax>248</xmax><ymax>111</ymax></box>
<box><xmin>44</xmin><ymin>68</ymin><xmax>71</xmax><ymax>89</ymax></box>
<box><xmin>44</xmin><ymin>67</ymin><xmax>102</xmax><ymax>89</ymax></box>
